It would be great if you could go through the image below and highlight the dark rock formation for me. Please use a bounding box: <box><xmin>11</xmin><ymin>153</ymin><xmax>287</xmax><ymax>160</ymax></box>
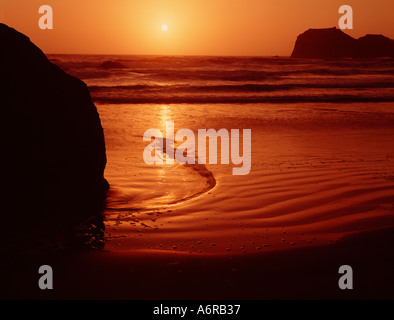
<box><xmin>0</xmin><ymin>24</ymin><xmax>108</xmax><ymax>245</ymax></box>
<box><xmin>291</xmin><ymin>27</ymin><xmax>356</xmax><ymax>59</ymax></box>
<box><xmin>99</xmin><ymin>61</ymin><xmax>127</xmax><ymax>69</ymax></box>
<box><xmin>357</xmin><ymin>34</ymin><xmax>394</xmax><ymax>59</ymax></box>
<box><xmin>291</xmin><ymin>27</ymin><xmax>394</xmax><ymax>59</ymax></box>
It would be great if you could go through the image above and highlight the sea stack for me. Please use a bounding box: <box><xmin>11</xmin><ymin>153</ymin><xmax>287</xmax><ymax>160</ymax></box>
<box><xmin>0</xmin><ymin>24</ymin><xmax>109</xmax><ymax>240</ymax></box>
<box><xmin>291</xmin><ymin>27</ymin><xmax>394</xmax><ymax>59</ymax></box>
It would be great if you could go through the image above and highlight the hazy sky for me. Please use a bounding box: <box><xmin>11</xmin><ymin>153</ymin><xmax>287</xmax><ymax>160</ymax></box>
<box><xmin>1</xmin><ymin>0</ymin><xmax>393</xmax><ymax>55</ymax></box>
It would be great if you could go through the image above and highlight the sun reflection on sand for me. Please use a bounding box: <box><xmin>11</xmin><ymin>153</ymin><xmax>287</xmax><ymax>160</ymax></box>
<box><xmin>157</xmin><ymin>105</ymin><xmax>173</xmax><ymax>189</ymax></box>
<box><xmin>158</xmin><ymin>104</ymin><xmax>177</xmax><ymax>165</ymax></box>
<box><xmin>159</xmin><ymin>105</ymin><xmax>173</xmax><ymax>133</ymax></box>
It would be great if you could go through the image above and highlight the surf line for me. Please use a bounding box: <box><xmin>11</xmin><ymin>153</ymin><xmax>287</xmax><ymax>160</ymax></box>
<box><xmin>143</xmin><ymin>121</ymin><xmax>251</xmax><ymax>175</ymax></box>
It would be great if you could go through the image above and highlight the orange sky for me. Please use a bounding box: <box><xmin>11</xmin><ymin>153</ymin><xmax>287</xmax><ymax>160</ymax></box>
<box><xmin>1</xmin><ymin>0</ymin><xmax>393</xmax><ymax>56</ymax></box>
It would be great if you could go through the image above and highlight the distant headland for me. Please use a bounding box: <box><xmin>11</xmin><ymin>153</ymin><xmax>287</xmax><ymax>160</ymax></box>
<box><xmin>291</xmin><ymin>27</ymin><xmax>394</xmax><ymax>59</ymax></box>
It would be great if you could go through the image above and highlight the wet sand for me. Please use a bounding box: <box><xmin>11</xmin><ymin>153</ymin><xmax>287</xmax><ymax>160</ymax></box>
<box><xmin>100</xmin><ymin>103</ymin><xmax>394</xmax><ymax>257</ymax></box>
<box><xmin>3</xmin><ymin>102</ymin><xmax>394</xmax><ymax>299</ymax></box>
<box><xmin>100</xmin><ymin>103</ymin><xmax>394</xmax><ymax>299</ymax></box>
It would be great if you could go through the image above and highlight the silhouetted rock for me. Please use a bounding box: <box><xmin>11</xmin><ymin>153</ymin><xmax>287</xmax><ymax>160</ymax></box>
<box><xmin>356</xmin><ymin>34</ymin><xmax>394</xmax><ymax>59</ymax></box>
<box><xmin>291</xmin><ymin>27</ymin><xmax>394</xmax><ymax>59</ymax></box>
<box><xmin>99</xmin><ymin>61</ymin><xmax>127</xmax><ymax>69</ymax></box>
<box><xmin>291</xmin><ymin>27</ymin><xmax>356</xmax><ymax>59</ymax></box>
<box><xmin>0</xmin><ymin>24</ymin><xmax>108</xmax><ymax>246</ymax></box>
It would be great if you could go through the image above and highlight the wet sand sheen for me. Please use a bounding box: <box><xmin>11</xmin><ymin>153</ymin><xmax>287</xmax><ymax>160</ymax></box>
<box><xmin>105</xmin><ymin>159</ymin><xmax>217</xmax><ymax>211</ymax></box>
<box><xmin>104</xmin><ymin>165</ymin><xmax>394</xmax><ymax>254</ymax></box>
<box><xmin>4</xmin><ymin>102</ymin><xmax>394</xmax><ymax>300</ymax></box>
<box><xmin>98</xmin><ymin>103</ymin><xmax>394</xmax><ymax>255</ymax></box>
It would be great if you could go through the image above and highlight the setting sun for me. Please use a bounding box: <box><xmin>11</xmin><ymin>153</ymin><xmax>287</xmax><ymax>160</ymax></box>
<box><xmin>1</xmin><ymin>0</ymin><xmax>394</xmax><ymax>55</ymax></box>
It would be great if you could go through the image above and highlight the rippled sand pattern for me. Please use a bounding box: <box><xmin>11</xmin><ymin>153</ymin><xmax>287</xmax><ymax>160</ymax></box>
<box><xmin>98</xmin><ymin>103</ymin><xmax>394</xmax><ymax>255</ymax></box>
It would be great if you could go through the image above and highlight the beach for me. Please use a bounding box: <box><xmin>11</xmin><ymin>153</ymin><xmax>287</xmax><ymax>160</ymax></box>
<box><xmin>3</xmin><ymin>55</ymin><xmax>394</xmax><ymax>299</ymax></box>
<box><xmin>5</xmin><ymin>227</ymin><xmax>394</xmax><ymax>299</ymax></box>
<box><xmin>99</xmin><ymin>102</ymin><xmax>394</xmax><ymax>257</ymax></box>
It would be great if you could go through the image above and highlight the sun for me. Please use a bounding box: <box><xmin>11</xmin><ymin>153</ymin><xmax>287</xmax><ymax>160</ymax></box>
<box><xmin>161</xmin><ymin>24</ymin><xmax>168</xmax><ymax>32</ymax></box>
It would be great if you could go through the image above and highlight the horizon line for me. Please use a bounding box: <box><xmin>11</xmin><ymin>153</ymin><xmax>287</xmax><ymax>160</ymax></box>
<box><xmin>45</xmin><ymin>53</ymin><xmax>292</xmax><ymax>58</ymax></box>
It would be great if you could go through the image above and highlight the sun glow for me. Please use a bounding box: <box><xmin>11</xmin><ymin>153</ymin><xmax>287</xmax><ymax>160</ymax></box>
<box><xmin>161</xmin><ymin>24</ymin><xmax>168</xmax><ymax>31</ymax></box>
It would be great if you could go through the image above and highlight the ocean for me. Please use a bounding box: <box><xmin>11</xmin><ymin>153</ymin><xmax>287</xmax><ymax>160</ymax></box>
<box><xmin>49</xmin><ymin>55</ymin><xmax>394</xmax><ymax>104</ymax></box>
<box><xmin>47</xmin><ymin>54</ymin><xmax>394</xmax><ymax>254</ymax></box>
